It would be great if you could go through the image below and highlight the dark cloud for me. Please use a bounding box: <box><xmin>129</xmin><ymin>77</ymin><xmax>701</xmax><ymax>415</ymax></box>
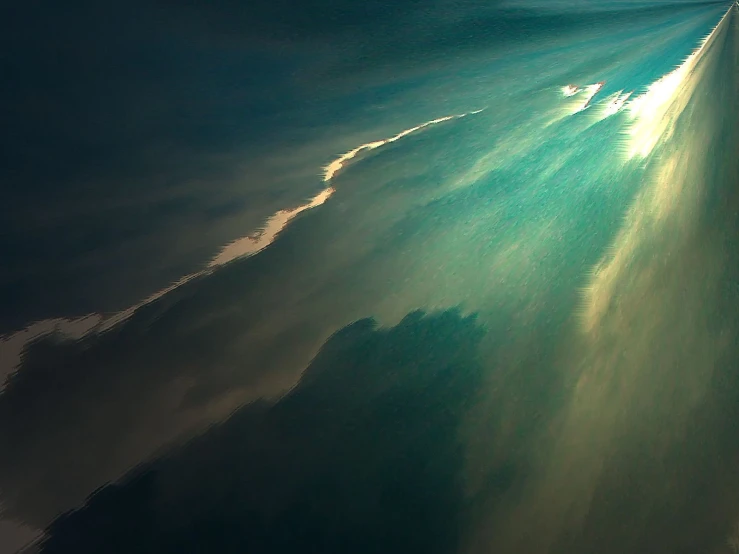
<box><xmin>37</xmin><ymin>309</ymin><xmax>495</xmax><ymax>554</ymax></box>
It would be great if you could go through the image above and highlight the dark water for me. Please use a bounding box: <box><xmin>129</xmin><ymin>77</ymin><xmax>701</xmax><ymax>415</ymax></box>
<box><xmin>41</xmin><ymin>311</ymin><xmax>485</xmax><ymax>554</ymax></box>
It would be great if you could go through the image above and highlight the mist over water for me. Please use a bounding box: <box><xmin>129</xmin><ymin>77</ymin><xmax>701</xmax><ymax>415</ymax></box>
<box><xmin>469</xmin><ymin>7</ymin><xmax>739</xmax><ymax>553</ymax></box>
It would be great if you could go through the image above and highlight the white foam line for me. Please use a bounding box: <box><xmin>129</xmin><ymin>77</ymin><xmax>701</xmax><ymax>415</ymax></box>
<box><xmin>560</xmin><ymin>82</ymin><xmax>606</xmax><ymax>114</ymax></box>
<box><xmin>587</xmin><ymin>90</ymin><xmax>634</xmax><ymax>122</ymax></box>
<box><xmin>323</xmin><ymin>115</ymin><xmax>462</xmax><ymax>181</ymax></box>
<box><xmin>562</xmin><ymin>85</ymin><xmax>580</xmax><ymax>97</ymax></box>
<box><xmin>0</xmin><ymin>108</ymin><xmax>484</xmax><ymax>390</ymax></box>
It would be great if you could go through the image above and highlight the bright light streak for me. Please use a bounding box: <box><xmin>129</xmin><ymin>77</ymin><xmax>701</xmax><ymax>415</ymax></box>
<box><xmin>623</xmin><ymin>8</ymin><xmax>729</xmax><ymax>159</ymax></box>
<box><xmin>582</xmin><ymin>4</ymin><xmax>735</xmax><ymax>332</ymax></box>
<box><xmin>322</xmin><ymin>114</ymin><xmax>474</xmax><ymax>181</ymax></box>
